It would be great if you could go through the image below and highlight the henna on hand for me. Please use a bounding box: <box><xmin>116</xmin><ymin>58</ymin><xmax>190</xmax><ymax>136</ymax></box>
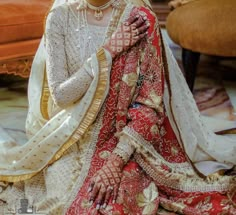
<box><xmin>103</xmin><ymin>12</ymin><xmax>150</xmax><ymax>58</ymax></box>
<box><xmin>88</xmin><ymin>154</ymin><xmax>124</xmax><ymax>210</ymax></box>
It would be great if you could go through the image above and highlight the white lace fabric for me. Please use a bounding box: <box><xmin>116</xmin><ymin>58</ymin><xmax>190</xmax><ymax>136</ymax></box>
<box><xmin>45</xmin><ymin>4</ymin><xmax>107</xmax><ymax>107</ymax></box>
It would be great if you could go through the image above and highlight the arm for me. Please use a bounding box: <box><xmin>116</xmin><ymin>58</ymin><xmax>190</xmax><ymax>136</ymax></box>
<box><xmin>45</xmin><ymin>6</ymin><xmax>149</xmax><ymax>108</ymax></box>
<box><xmin>45</xmin><ymin>7</ymin><xmax>94</xmax><ymax>108</ymax></box>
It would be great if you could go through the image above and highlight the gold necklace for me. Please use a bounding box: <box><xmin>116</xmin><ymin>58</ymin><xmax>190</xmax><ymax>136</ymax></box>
<box><xmin>80</xmin><ymin>0</ymin><xmax>118</xmax><ymax>21</ymax></box>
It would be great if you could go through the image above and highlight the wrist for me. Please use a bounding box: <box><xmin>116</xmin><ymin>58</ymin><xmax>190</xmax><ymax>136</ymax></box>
<box><xmin>108</xmin><ymin>154</ymin><xmax>124</xmax><ymax>169</ymax></box>
<box><xmin>113</xmin><ymin>134</ymin><xmax>135</xmax><ymax>165</ymax></box>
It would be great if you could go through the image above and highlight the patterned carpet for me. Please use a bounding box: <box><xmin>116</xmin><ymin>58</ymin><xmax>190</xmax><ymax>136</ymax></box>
<box><xmin>0</xmin><ymin>31</ymin><xmax>236</xmax><ymax>143</ymax></box>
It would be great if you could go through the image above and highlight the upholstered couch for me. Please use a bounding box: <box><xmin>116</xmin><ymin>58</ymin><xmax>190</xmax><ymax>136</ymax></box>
<box><xmin>0</xmin><ymin>0</ymin><xmax>52</xmax><ymax>78</ymax></box>
<box><xmin>166</xmin><ymin>0</ymin><xmax>236</xmax><ymax>91</ymax></box>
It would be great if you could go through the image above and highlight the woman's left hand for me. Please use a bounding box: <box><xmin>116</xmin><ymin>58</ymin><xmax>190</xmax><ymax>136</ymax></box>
<box><xmin>88</xmin><ymin>154</ymin><xmax>124</xmax><ymax>210</ymax></box>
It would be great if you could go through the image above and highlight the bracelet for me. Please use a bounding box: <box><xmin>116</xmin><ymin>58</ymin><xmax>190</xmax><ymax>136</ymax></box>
<box><xmin>113</xmin><ymin>135</ymin><xmax>135</xmax><ymax>164</ymax></box>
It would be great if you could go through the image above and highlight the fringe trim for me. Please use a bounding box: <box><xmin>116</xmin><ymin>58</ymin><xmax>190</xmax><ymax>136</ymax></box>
<box><xmin>123</xmin><ymin>127</ymin><xmax>233</xmax><ymax>192</ymax></box>
<box><xmin>134</xmin><ymin>153</ymin><xmax>232</xmax><ymax>193</ymax></box>
<box><xmin>123</xmin><ymin>127</ymin><xmax>192</xmax><ymax>170</ymax></box>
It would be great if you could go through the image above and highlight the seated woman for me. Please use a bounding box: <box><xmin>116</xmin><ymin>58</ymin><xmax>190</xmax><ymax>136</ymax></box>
<box><xmin>0</xmin><ymin>0</ymin><xmax>235</xmax><ymax>214</ymax></box>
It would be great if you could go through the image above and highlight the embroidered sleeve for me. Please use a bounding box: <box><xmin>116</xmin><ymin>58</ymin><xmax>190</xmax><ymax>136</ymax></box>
<box><xmin>45</xmin><ymin>6</ymin><xmax>94</xmax><ymax>108</ymax></box>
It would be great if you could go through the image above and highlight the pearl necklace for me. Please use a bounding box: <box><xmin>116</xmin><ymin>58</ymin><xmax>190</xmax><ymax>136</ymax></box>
<box><xmin>79</xmin><ymin>0</ymin><xmax>118</xmax><ymax>21</ymax></box>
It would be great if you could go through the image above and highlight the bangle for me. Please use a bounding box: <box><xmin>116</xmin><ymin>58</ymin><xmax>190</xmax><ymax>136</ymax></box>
<box><xmin>113</xmin><ymin>137</ymin><xmax>135</xmax><ymax>164</ymax></box>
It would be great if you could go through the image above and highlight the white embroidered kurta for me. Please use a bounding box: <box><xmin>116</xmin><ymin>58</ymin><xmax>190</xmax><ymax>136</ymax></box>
<box><xmin>0</xmin><ymin>4</ymin><xmax>110</xmax><ymax>214</ymax></box>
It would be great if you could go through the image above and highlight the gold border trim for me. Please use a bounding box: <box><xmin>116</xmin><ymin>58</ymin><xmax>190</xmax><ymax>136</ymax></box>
<box><xmin>0</xmin><ymin>48</ymin><xmax>109</xmax><ymax>182</ymax></box>
<box><xmin>40</xmin><ymin>67</ymin><xmax>50</xmax><ymax>120</ymax></box>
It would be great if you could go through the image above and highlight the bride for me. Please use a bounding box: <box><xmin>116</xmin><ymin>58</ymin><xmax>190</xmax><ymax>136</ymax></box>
<box><xmin>0</xmin><ymin>0</ymin><xmax>235</xmax><ymax>214</ymax></box>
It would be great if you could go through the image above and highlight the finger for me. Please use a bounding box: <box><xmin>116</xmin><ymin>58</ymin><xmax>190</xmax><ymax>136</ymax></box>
<box><xmin>112</xmin><ymin>187</ymin><xmax>119</xmax><ymax>204</ymax></box>
<box><xmin>102</xmin><ymin>186</ymin><xmax>113</xmax><ymax>208</ymax></box>
<box><xmin>139</xmin><ymin>32</ymin><xmax>148</xmax><ymax>40</ymax></box>
<box><xmin>89</xmin><ymin>183</ymin><xmax>101</xmax><ymax>203</ymax></box>
<box><xmin>125</xmin><ymin>15</ymin><xmax>138</xmax><ymax>25</ymax></box>
<box><xmin>132</xmin><ymin>34</ymin><xmax>139</xmax><ymax>40</ymax></box>
<box><xmin>133</xmin><ymin>16</ymin><xmax>146</xmax><ymax>28</ymax></box>
<box><xmin>131</xmin><ymin>28</ymin><xmax>139</xmax><ymax>37</ymax></box>
<box><xmin>95</xmin><ymin>185</ymin><xmax>106</xmax><ymax>210</ymax></box>
<box><xmin>88</xmin><ymin>181</ymin><xmax>95</xmax><ymax>193</ymax></box>
<box><xmin>137</xmin><ymin>24</ymin><xmax>150</xmax><ymax>34</ymax></box>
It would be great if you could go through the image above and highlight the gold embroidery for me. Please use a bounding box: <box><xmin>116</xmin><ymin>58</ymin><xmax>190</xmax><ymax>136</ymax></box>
<box><xmin>99</xmin><ymin>150</ymin><xmax>111</xmax><ymax>159</ymax></box>
<box><xmin>150</xmin><ymin>90</ymin><xmax>162</xmax><ymax>108</ymax></box>
<box><xmin>171</xmin><ymin>146</ymin><xmax>179</xmax><ymax>156</ymax></box>
<box><xmin>40</xmin><ymin>67</ymin><xmax>50</xmax><ymax>120</ymax></box>
<box><xmin>0</xmin><ymin>49</ymin><xmax>109</xmax><ymax>182</ymax></box>
<box><xmin>122</xmin><ymin>72</ymin><xmax>138</xmax><ymax>87</ymax></box>
<box><xmin>136</xmin><ymin>182</ymin><xmax>158</xmax><ymax>215</ymax></box>
<box><xmin>150</xmin><ymin>124</ymin><xmax>159</xmax><ymax>136</ymax></box>
<box><xmin>49</xmin><ymin>48</ymin><xmax>109</xmax><ymax>164</ymax></box>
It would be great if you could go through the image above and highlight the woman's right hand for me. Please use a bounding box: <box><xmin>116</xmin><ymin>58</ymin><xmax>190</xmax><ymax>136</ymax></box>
<box><xmin>103</xmin><ymin>12</ymin><xmax>150</xmax><ymax>59</ymax></box>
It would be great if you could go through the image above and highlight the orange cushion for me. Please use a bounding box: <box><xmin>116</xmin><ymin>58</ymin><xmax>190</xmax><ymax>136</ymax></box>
<box><xmin>166</xmin><ymin>0</ymin><xmax>236</xmax><ymax>57</ymax></box>
<box><xmin>0</xmin><ymin>0</ymin><xmax>52</xmax><ymax>44</ymax></box>
<box><xmin>0</xmin><ymin>40</ymin><xmax>41</xmax><ymax>61</ymax></box>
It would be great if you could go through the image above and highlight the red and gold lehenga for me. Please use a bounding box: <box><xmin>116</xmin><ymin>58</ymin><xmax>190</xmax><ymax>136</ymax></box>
<box><xmin>0</xmin><ymin>0</ymin><xmax>235</xmax><ymax>214</ymax></box>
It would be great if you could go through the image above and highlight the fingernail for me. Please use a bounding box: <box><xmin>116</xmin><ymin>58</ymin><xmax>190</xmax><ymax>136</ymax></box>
<box><xmin>112</xmin><ymin>200</ymin><xmax>115</xmax><ymax>204</ymax></box>
<box><xmin>96</xmin><ymin>204</ymin><xmax>100</xmax><ymax>210</ymax></box>
<box><xmin>102</xmin><ymin>203</ymin><xmax>107</xmax><ymax>208</ymax></box>
<box><xmin>87</xmin><ymin>186</ymin><xmax>92</xmax><ymax>192</ymax></box>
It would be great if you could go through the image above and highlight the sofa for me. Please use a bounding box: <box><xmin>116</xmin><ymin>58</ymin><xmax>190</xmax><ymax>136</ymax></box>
<box><xmin>0</xmin><ymin>0</ymin><xmax>52</xmax><ymax>78</ymax></box>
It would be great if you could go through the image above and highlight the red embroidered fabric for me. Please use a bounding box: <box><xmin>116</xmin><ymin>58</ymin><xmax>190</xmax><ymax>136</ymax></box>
<box><xmin>66</xmin><ymin>7</ymin><xmax>236</xmax><ymax>215</ymax></box>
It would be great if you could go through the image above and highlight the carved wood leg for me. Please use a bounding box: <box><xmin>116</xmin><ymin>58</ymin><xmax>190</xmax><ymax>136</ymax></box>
<box><xmin>182</xmin><ymin>48</ymin><xmax>200</xmax><ymax>91</ymax></box>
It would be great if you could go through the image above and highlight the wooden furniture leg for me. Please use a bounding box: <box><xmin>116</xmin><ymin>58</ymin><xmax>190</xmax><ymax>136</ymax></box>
<box><xmin>182</xmin><ymin>48</ymin><xmax>200</xmax><ymax>91</ymax></box>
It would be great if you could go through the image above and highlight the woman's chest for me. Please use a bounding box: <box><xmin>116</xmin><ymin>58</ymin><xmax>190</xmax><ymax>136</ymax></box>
<box><xmin>64</xmin><ymin>13</ymin><xmax>107</xmax><ymax>74</ymax></box>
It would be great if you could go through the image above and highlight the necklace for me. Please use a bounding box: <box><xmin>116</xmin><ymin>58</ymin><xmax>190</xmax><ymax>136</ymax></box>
<box><xmin>81</xmin><ymin>0</ymin><xmax>117</xmax><ymax>21</ymax></box>
<box><xmin>75</xmin><ymin>0</ymin><xmax>120</xmax><ymax>62</ymax></box>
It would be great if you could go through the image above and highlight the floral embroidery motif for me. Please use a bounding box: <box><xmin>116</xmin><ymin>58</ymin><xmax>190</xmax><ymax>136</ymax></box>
<box><xmin>136</xmin><ymin>182</ymin><xmax>159</xmax><ymax>214</ymax></box>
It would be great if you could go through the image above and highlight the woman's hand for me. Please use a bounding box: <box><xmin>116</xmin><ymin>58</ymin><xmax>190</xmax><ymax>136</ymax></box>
<box><xmin>88</xmin><ymin>154</ymin><xmax>124</xmax><ymax>210</ymax></box>
<box><xmin>103</xmin><ymin>12</ymin><xmax>150</xmax><ymax>58</ymax></box>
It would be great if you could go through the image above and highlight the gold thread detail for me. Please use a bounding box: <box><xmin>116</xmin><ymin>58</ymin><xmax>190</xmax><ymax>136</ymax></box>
<box><xmin>0</xmin><ymin>48</ymin><xmax>109</xmax><ymax>182</ymax></box>
<box><xmin>40</xmin><ymin>66</ymin><xmax>50</xmax><ymax>120</ymax></box>
<box><xmin>49</xmin><ymin>48</ymin><xmax>109</xmax><ymax>163</ymax></box>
